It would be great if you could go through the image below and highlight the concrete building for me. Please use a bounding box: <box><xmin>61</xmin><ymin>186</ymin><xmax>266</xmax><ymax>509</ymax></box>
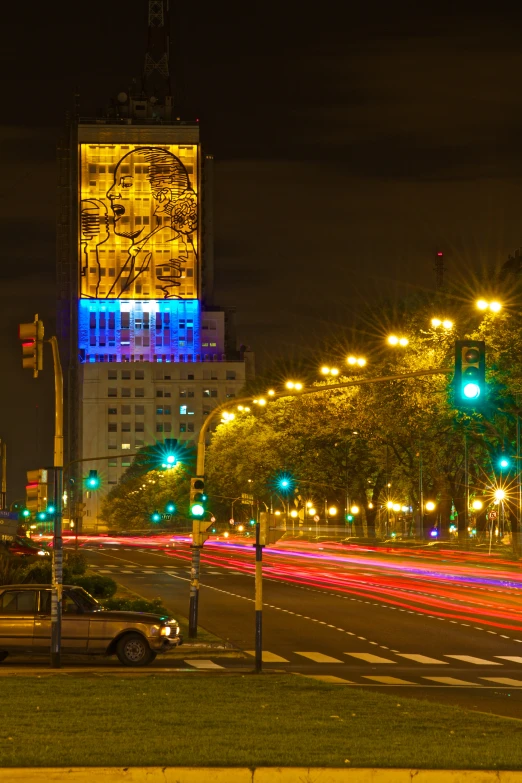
<box><xmin>56</xmin><ymin>2</ymin><xmax>254</xmax><ymax>532</ymax></box>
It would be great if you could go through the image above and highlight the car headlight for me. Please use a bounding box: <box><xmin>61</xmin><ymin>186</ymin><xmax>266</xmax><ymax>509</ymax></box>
<box><xmin>37</xmin><ymin>550</ymin><xmax>49</xmax><ymax>556</ymax></box>
<box><xmin>160</xmin><ymin>626</ymin><xmax>171</xmax><ymax>637</ymax></box>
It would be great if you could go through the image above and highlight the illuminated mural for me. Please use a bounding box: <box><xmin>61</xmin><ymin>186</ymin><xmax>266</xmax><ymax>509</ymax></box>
<box><xmin>79</xmin><ymin>144</ymin><xmax>198</xmax><ymax>299</ymax></box>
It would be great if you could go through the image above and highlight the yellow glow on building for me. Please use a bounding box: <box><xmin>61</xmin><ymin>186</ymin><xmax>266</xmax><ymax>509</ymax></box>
<box><xmin>79</xmin><ymin>143</ymin><xmax>199</xmax><ymax>299</ymax></box>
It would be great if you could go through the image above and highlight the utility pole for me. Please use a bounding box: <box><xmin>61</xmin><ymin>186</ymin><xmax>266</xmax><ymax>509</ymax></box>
<box><xmin>254</xmin><ymin>522</ymin><xmax>263</xmax><ymax>673</ymax></box>
<box><xmin>434</xmin><ymin>250</ymin><xmax>445</xmax><ymax>290</ymax></box>
<box><xmin>0</xmin><ymin>440</ymin><xmax>6</xmax><ymax>510</ymax></box>
<box><xmin>49</xmin><ymin>337</ymin><xmax>64</xmax><ymax>669</ymax></box>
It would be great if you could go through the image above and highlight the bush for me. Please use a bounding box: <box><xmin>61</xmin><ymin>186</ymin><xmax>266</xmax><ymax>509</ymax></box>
<box><xmin>0</xmin><ymin>553</ymin><xmax>28</xmax><ymax>586</ymax></box>
<box><xmin>70</xmin><ymin>574</ymin><xmax>117</xmax><ymax>598</ymax></box>
<box><xmin>102</xmin><ymin>597</ymin><xmax>168</xmax><ymax>615</ymax></box>
<box><xmin>65</xmin><ymin>551</ymin><xmax>87</xmax><ymax>575</ymax></box>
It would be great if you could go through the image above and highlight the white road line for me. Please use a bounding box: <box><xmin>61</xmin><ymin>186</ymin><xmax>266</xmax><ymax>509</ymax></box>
<box><xmin>423</xmin><ymin>677</ymin><xmax>481</xmax><ymax>686</ymax></box>
<box><xmin>363</xmin><ymin>676</ymin><xmax>415</xmax><ymax>685</ymax></box>
<box><xmin>345</xmin><ymin>653</ymin><xmax>396</xmax><ymax>664</ymax></box>
<box><xmin>496</xmin><ymin>656</ymin><xmax>522</xmax><ymax>664</ymax></box>
<box><xmin>245</xmin><ymin>651</ymin><xmax>290</xmax><ymax>663</ymax></box>
<box><xmin>300</xmin><ymin>674</ymin><xmax>353</xmax><ymax>684</ymax></box>
<box><xmin>481</xmin><ymin>677</ymin><xmax>522</xmax><ymax>686</ymax></box>
<box><xmin>396</xmin><ymin>654</ymin><xmax>448</xmax><ymax>665</ymax></box>
<box><xmin>295</xmin><ymin>652</ymin><xmax>344</xmax><ymax>663</ymax></box>
<box><xmin>184</xmin><ymin>659</ymin><xmax>224</xmax><ymax>669</ymax></box>
<box><xmin>445</xmin><ymin>655</ymin><xmax>501</xmax><ymax>666</ymax></box>
<box><xmin>97</xmin><ymin>570</ymin><xmax>113</xmax><ymax>574</ymax></box>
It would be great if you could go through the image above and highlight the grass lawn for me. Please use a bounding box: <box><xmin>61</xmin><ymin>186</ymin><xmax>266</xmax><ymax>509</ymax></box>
<box><xmin>1</xmin><ymin>675</ymin><xmax>522</xmax><ymax>769</ymax></box>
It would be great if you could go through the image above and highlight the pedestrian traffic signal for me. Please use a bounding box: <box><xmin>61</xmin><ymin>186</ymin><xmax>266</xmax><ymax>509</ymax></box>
<box><xmin>454</xmin><ymin>340</ymin><xmax>486</xmax><ymax>407</ymax></box>
<box><xmin>86</xmin><ymin>470</ymin><xmax>100</xmax><ymax>489</ymax></box>
<box><xmin>190</xmin><ymin>477</ymin><xmax>206</xmax><ymax>517</ymax></box>
<box><xmin>19</xmin><ymin>315</ymin><xmax>44</xmax><ymax>378</ymax></box>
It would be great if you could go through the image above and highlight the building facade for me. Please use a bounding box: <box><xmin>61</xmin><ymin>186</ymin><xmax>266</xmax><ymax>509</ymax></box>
<box><xmin>57</xmin><ymin>103</ymin><xmax>253</xmax><ymax>533</ymax></box>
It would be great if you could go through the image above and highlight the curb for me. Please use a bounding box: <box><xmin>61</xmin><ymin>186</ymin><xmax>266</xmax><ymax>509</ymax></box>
<box><xmin>2</xmin><ymin>768</ymin><xmax>522</xmax><ymax>782</ymax></box>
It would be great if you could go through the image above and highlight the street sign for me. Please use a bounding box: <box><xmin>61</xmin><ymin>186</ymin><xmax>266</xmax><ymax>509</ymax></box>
<box><xmin>0</xmin><ymin>510</ymin><xmax>18</xmax><ymax>520</ymax></box>
<box><xmin>313</xmin><ymin>515</ymin><xmax>320</xmax><ymax>522</ymax></box>
<box><xmin>161</xmin><ymin>514</ymin><xmax>172</xmax><ymax>521</ymax></box>
<box><xmin>488</xmin><ymin>510</ymin><xmax>498</xmax><ymax>521</ymax></box>
<box><xmin>0</xmin><ymin>518</ymin><xmax>18</xmax><ymax>537</ymax></box>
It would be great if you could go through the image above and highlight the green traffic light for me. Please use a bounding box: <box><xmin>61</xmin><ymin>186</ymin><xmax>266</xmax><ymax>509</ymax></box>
<box><xmin>22</xmin><ymin>509</ymin><xmax>30</xmax><ymax>518</ymax></box>
<box><xmin>151</xmin><ymin>511</ymin><xmax>161</xmax><ymax>523</ymax></box>
<box><xmin>166</xmin><ymin>503</ymin><xmax>175</xmax><ymax>513</ymax></box>
<box><xmin>37</xmin><ymin>512</ymin><xmax>47</xmax><ymax>521</ymax></box>
<box><xmin>499</xmin><ymin>456</ymin><xmax>510</xmax><ymax>469</ymax></box>
<box><xmin>191</xmin><ymin>503</ymin><xmax>205</xmax><ymax>517</ymax></box>
<box><xmin>47</xmin><ymin>505</ymin><xmax>55</xmax><ymax>515</ymax></box>
<box><xmin>249</xmin><ymin>519</ymin><xmax>255</xmax><ymax>526</ymax></box>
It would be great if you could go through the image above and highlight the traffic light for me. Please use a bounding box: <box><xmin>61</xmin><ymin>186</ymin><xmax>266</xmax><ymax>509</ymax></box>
<box><xmin>259</xmin><ymin>512</ymin><xmax>285</xmax><ymax>545</ymax></box>
<box><xmin>166</xmin><ymin>502</ymin><xmax>176</xmax><ymax>514</ymax></box>
<box><xmin>274</xmin><ymin>471</ymin><xmax>296</xmax><ymax>495</ymax></box>
<box><xmin>454</xmin><ymin>340</ymin><xmax>486</xmax><ymax>407</ymax></box>
<box><xmin>86</xmin><ymin>470</ymin><xmax>100</xmax><ymax>489</ymax></box>
<box><xmin>25</xmin><ymin>469</ymin><xmax>48</xmax><ymax>514</ymax></box>
<box><xmin>151</xmin><ymin>510</ymin><xmax>161</xmax><ymax>523</ymax></box>
<box><xmin>19</xmin><ymin>315</ymin><xmax>44</xmax><ymax>378</ymax></box>
<box><xmin>498</xmin><ymin>453</ymin><xmax>511</xmax><ymax>471</ymax></box>
<box><xmin>345</xmin><ymin>514</ymin><xmax>354</xmax><ymax>523</ymax></box>
<box><xmin>21</xmin><ymin>508</ymin><xmax>31</xmax><ymax>519</ymax></box>
<box><xmin>190</xmin><ymin>477</ymin><xmax>206</xmax><ymax>517</ymax></box>
<box><xmin>192</xmin><ymin>518</ymin><xmax>212</xmax><ymax>546</ymax></box>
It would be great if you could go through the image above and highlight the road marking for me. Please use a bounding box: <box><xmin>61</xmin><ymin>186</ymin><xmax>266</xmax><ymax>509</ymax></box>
<box><xmin>396</xmin><ymin>654</ymin><xmax>448</xmax><ymax>665</ymax></box>
<box><xmin>120</xmin><ymin>570</ymin><xmax>135</xmax><ymax>574</ymax></box>
<box><xmin>184</xmin><ymin>659</ymin><xmax>224</xmax><ymax>669</ymax></box>
<box><xmin>345</xmin><ymin>653</ymin><xmax>396</xmax><ymax>664</ymax></box>
<box><xmin>481</xmin><ymin>677</ymin><xmax>522</xmax><ymax>686</ymax></box>
<box><xmin>295</xmin><ymin>652</ymin><xmax>344</xmax><ymax>663</ymax></box>
<box><xmin>97</xmin><ymin>570</ymin><xmax>113</xmax><ymax>574</ymax></box>
<box><xmin>445</xmin><ymin>655</ymin><xmax>501</xmax><ymax>666</ymax></box>
<box><xmin>496</xmin><ymin>656</ymin><xmax>522</xmax><ymax>664</ymax></box>
<box><xmin>423</xmin><ymin>677</ymin><xmax>480</xmax><ymax>686</ymax></box>
<box><xmin>363</xmin><ymin>676</ymin><xmax>415</xmax><ymax>685</ymax></box>
<box><xmin>297</xmin><ymin>674</ymin><xmax>353</xmax><ymax>684</ymax></box>
<box><xmin>245</xmin><ymin>651</ymin><xmax>289</xmax><ymax>663</ymax></box>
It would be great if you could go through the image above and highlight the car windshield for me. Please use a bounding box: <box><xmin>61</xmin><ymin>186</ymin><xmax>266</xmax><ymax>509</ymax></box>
<box><xmin>70</xmin><ymin>587</ymin><xmax>100</xmax><ymax>611</ymax></box>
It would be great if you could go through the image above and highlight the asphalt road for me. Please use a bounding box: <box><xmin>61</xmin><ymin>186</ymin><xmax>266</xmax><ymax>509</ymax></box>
<box><xmin>77</xmin><ymin>536</ymin><xmax>522</xmax><ymax>718</ymax></box>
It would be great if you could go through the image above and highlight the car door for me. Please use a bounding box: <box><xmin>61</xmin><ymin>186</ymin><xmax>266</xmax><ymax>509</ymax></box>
<box><xmin>33</xmin><ymin>590</ymin><xmax>90</xmax><ymax>652</ymax></box>
<box><xmin>0</xmin><ymin>589</ymin><xmax>37</xmax><ymax>651</ymax></box>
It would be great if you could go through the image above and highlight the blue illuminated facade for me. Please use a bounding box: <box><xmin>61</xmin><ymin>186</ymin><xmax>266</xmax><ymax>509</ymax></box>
<box><xmin>78</xmin><ymin>299</ymin><xmax>202</xmax><ymax>363</ymax></box>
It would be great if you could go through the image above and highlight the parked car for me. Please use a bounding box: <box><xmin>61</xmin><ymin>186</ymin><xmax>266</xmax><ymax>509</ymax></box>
<box><xmin>0</xmin><ymin>584</ymin><xmax>182</xmax><ymax>666</ymax></box>
<box><xmin>6</xmin><ymin>536</ymin><xmax>51</xmax><ymax>560</ymax></box>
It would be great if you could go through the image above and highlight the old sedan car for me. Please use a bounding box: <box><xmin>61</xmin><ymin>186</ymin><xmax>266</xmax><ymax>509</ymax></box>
<box><xmin>0</xmin><ymin>584</ymin><xmax>182</xmax><ymax>666</ymax></box>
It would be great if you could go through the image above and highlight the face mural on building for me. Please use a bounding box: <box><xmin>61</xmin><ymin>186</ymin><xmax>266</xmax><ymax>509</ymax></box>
<box><xmin>79</xmin><ymin>144</ymin><xmax>198</xmax><ymax>300</ymax></box>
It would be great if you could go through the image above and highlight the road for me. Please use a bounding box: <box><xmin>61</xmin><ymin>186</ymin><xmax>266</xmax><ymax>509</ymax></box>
<box><xmin>77</xmin><ymin>535</ymin><xmax>522</xmax><ymax>717</ymax></box>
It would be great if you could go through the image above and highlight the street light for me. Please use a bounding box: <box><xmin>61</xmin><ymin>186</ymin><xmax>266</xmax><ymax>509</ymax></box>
<box><xmin>471</xmin><ymin>499</ymin><xmax>483</xmax><ymax>511</ymax></box>
<box><xmin>320</xmin><ymin>366</ymin><xmax>340</xmax><ymax>377</ymax></box>
<box><xmin>350</xmin><ymin>505</ymin><xmax>360</xmax><ymax>515</ymax></box>
<box><xmin>431</xmin><ymin>318</ymin><xmax>453</xmax><ymax>330</ymax></box>
<box><xmin>328</xmin><ymin>506</ymin><xmax>338</xmax><ymax>516</ymax></box>
<box><xmin>425</xmin><ymin>501</ymin><xmax>436</xmax><ymax>512</ymax></box>
<box><xmin>476</xmin><ymin>299</ymin><xmax>502</xmax><ymax>313</ymax></box>
<box><xmin>387</xmin><ymin>335</ymin><xmax>409</xmax><ymax>347</ymax></box>
<box><xmin>494</xmin><ymin>488</ymin><xmax>506</xmax><ymax>502</ymax></box>
<box><xmin>285</xmin><ymin>381</ymin><xmax>303</xmax><ymax>391</ymax></box>
<box><xmin>347</xmin><ymin>355</ymin><xmax>367</xmax><ymax>367</ymax></box>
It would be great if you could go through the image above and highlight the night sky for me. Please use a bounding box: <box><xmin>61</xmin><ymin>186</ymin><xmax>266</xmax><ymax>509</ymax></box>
<box><xmin>2</xmin><ymin>1</ymin><xmax>522</xmax><ymax>499</ymax></box>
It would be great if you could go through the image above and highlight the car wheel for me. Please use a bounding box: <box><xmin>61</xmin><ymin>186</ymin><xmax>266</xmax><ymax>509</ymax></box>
<box><xmin>116</xmin><ymin>633</ymin><xmax>155</xmax><ymax>667</ymax></box>
<box><xmin>0</xmin><ymin>652</ymin><xmax>8</xmax><ymax>663</ymax></box>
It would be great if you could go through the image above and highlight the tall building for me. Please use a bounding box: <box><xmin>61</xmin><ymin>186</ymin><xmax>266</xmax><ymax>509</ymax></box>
<box><xmin>56</xmin><ymin>1</ymin><xmax>253</xmax><ymax>532</ymax></box>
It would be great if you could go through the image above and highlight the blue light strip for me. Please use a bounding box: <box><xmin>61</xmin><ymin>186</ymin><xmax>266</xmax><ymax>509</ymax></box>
<box><xmin>78</xmin><ymin>299</ymin><xmax>201</xmax><ymax>362</ymax></box>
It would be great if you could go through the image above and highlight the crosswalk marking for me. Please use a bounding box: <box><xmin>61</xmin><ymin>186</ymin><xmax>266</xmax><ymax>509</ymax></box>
<box><xmin>245</xmin><ymin>651</ymin><xmax>290</xmax><ymax>663</ymax></box>
<box><xmin>397</xmin><ymin>654</ymin><xmax>448</xmax><ymax>665</ymax></box>
<box><xmin>423</xmin><ymin>677</ymin><xmax>479</xmax><ymax>686</ymax></box>
<box><xmin>345</xmin><ymin>653</ymin><xmax>396</xmax><ymax>664</ymax></box>
<box><xmin>480</xmin><ymin>677</ymin><xmax>522</xmax><ymax>686</ymax></box>
<box><xmin>445</xmin><ymin>655</ymin><xmax>501</xmax><ymax>666</ymax></box>
<box><xmin>184</xmin><ymin>659</ymin><xmax>224</xmax><ymax>669</ymax></box>
<box><xmin>97</xmin><ymin>570</ymin><xmax>113</xmax><ymax>574</ymax></box>
<box><xmin>229</xmin><ymin>571</ymin><xmax>245</xmax><ymax>575</ymax></box>
<box><xmin>363</xmin><ymin>676</ymin><xmax>415</xmax><ymax>685</ymax></box>
<box><xmin>120</xmin><ymin>570</ymin><xmax>135</xmax><ymax>574</ymax></box>
<box><xmin>300</xmin><ymin>675</ymin><xmax>353</xmax><ymax>684</ymax></box>
<box><xmin>295</xmin><ymin>652</ymin><xmax>344</xmax><ymax>663</ymax></box>
<box><xmin>496</xmin><ymin>656</ymin><xmax>522</xmax><ymax>664</ymax></box>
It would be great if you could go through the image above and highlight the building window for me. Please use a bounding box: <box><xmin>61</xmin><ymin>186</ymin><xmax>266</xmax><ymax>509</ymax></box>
<box><xmin>121</xmin><ymin>443</ymin><xmax>131</xmax><ymax>450</ymax></box>
<box><xmin>164</xmin><ymin>422</ymin><xmax>172</xmax><ymax>433</ymax></box>
<box><xmin>135</xmin><ymin>438</ymin><xmax>144</xmax><ymax>447</ymax></box>
<box><xmin>108</xmin><ymin>407</ymin><xmax>117</xmax><ymax>415</ymax></box>
<box><xmin>180</xmin><ymin>405</ymin><xmax>187</xmax><ymax>415</ymax></box>
<box><xmin>135</xmin><ymin>405</ymin><xmax>145</xmax><ymax>415</ymax></box>
<box><xmin>156</xmin><ymin>407</ymin><xmax>164</xmax><ymax>415</ymax></box>
<box><xmin>108</xmin><ymin>460</ymin><xmax>117</xmax><ymax>467</ymax></box>
<box><xmin>121</xmin><ymin>422</ymin><xmax>131</xmax><ymax>432</ymax></box>
<box><xmin>180</xmin><ymin>389</ymin><xmax>187</xmax><ymax>397</ymax></box>
<box><xmin>121</xmin><ymin>370</ymin><xmax>131</xmax><ymax>380</ymax></box>
<box><xmin>135</xmin><ymin>370</ymin><xmax>145</xmax><ymax>380</ymax></box>
<box><xmin>108</xmin><ymin>370</ymin><xmax>117</xmax><ymax>380</ymax></box>
<box><xmin>107</xmin><ymin>444</ymin><xmax>117</xmax><ymax>450</ymax></box>
<box><xmin>135</xmin><ymin>388</ymin><xmax>144</xmax><ymax>397</ymax></box>
<box><xmin>156</xmin><ymin>390</ymin><xmax>163</xmax><ymax>398</ymax></box>
<box><xmin>108</xmin><ymin>388</ymin><xmax>117</xmax><ymax>397</ymax></box>
<box><xmin>164</xmin><ymin>406</ymin><xmax>171</xmax><ymax>415</ymax></box>
<box><xmin>204</xmin><ymin>389</ymin><xmax>218</xmax><ymax>398</ymax></box>
<box><xmin>121</xmin><ymin>388</ymin><xmax>131</xmax><ymax>398</ymax></box>
<box><xmin>226</xmin><ymin>371</ymin><xmax>236</xmax><ymax>381</ymax></box>
<box><xmin>179</xmin><ymin>423</ymin><xmax>186</xmax><ymax>433</ymax></box>
<box><xmin>121</xmin><ymin>405</ymin><xmax>131</xmax><ymax>415</ymax></box>
<box><xmin>187</xmin><ymin>423</ymin><xmax>195</xmax><ymax>433</ymax></box>
<box><xmin>135</xmin><ymin>422</ymin><xmax>144</xmax><ymax>432</ymax></box>
<box><xmin>108</xmin><ymin>423</ymin><xmax>117</xmax><ymax>432</ymax></box>
<box><xmin>121</xmin><ymin>459</ymin><xmax>131</xmax><ymax>467</ymax></box>
<box><xmin>156</xmin><ymin>423</ymin><xmax>164</xmax><ymax>433</ymax></box>
<box><xmin>226</xmin><ymin>390</ymin><xmax>236</xmax><ymax>398</ymax></box>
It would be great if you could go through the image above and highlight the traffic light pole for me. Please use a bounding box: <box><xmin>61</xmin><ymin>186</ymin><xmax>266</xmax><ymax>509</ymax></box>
<box><xmin>49</xmin><ymin>337</ymin><xmax>64</xmax><ymax>669</ymax></box>
<box><xmin>188</xmin><ymin>544</ymin><xmax>201</xmax><ymax>638</ymax></box>
<box><xmin>254</xmin><ymin>522</ymin><xmax>263</xmax><ymax>673</ymax></box>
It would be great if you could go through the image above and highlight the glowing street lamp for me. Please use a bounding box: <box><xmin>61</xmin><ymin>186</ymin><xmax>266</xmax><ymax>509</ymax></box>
<box><xmin>386</xmin><ymin>500</ymin><xmax>394</xmax><ymax>510</ymax></box>
<box><xmin>350</xmin><ymin>505</ymin><xmax>360</xmax><ymax>515</ymax></box>
<box><xmin>431</xmin><ymin>318</ymin><xmax>454</xmax><ymax>330</ymax></box>
<box><xmin>392</xmin><ymin>503</ymin><xmax>401</xmax><ymax>513</ymax></box>
<box><xmin>307</xmin><ymin>507</ymin><xmax>316</xmax><ymax>516</ymax></box>
<box><xmin>425</xmin><ymin>501</ymin><xmax>436</xmax><ymax>512</ymax></box>
<box><xmin>328</xmin><ymin>506</ymin><xmax>338</xmax><ymax>516</ymax></box>
<box><xmin>494</xmin><ymin>488</ymin><xmax>506</xmax><ymax>502</ymax></box>
<box><xmin>320</xmin><ymin>366</ymin><xmax>340</xmax><ymax>377</ymax></box>
<box><xmin>471</xmin><ymin>499</ymin><xmax>483</xmax><ymax>511</ymax></box>
<box><xmin>285</xmin><ymin>381</ymin><xmax>303</xmax><ymax>391</ymax></box>
<box><xmin>347</xmin><ymin>356</ymin><xmax>367</xmax><ymax>367</ymax></box>
<box><xmin>387</xmin><ymin>335</ymin><xmax>409</xmax><ymax>347</ymax></box>
<box><xmin>476</xmin><ymin>299</ymin><xmax>502</xmax><ymax>313</ymax></box>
